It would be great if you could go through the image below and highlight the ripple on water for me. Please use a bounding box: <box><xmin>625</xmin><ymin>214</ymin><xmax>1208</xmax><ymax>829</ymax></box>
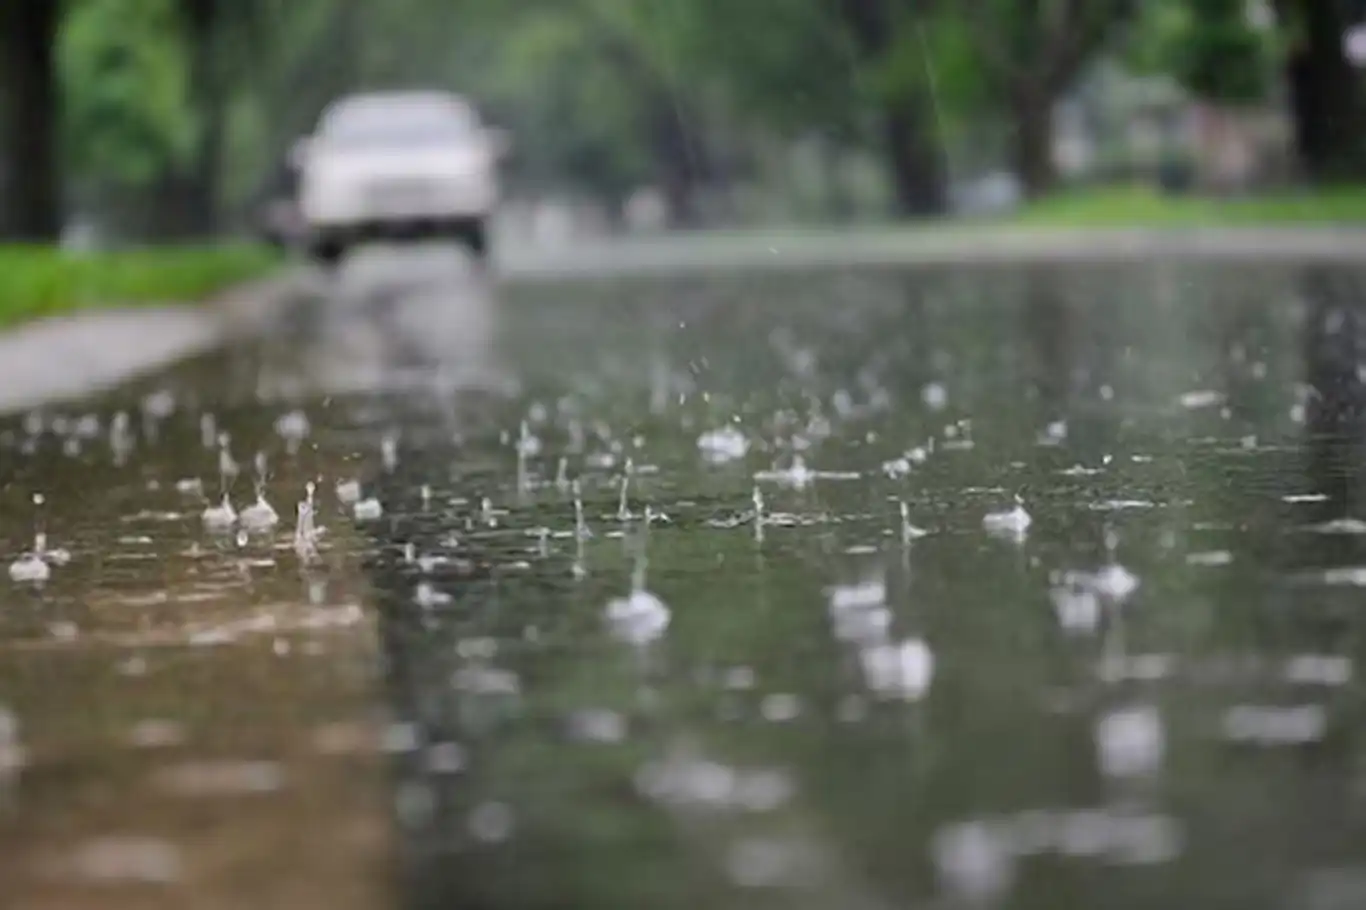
<box><xmin>565</xmin><ymin>708</ymin><xmax>627</xmax><ymax>744</ymax></box>
<box><xmin>1095</xmin><ymin>704</ymin><xmax>1165</xmax><ymax>779</ymax></box>
<box><xmin>983</xmin><ymin>501</ymin><xmax>1032</xmax><ymax>539</ymax></box>
<box><xmin>0</xmin><ymin>705</ymin><xmax>24</xmax><ymax>780</ymax></box>
<box><xmin>725</xmin><ymin>836</ymin><xmax>820</xmax><ymax>889</ymax></box>
<box><xmin>1187</xmin><ymin>550</ymin><xmax>1234</xmax><ymax>566</ymax></box>
<box><xmin>1222</xmin><ymin>704</ymin><xmax>1328</xmax><ymax>746</ymax></box>
<box><xmin>468</xmin><ymin>801</ymin><xmax>515</xmax><ymax>843</ymax></box>
<box><xmin>60</xmin><ymin>836</ymin><xmax>183</xmax><ymax>885</ymax></box>
<box><xmin>697</xmin><ymin>425</ymin><xmax>749</xmax><ymax>464</ymax></box>
<box><xmin>604</xmin><ymin>588</ymin><xmax>670</xmax><ymax>645</ymax></box>
<box><xmin>933</xmin><ymin>807</ymin><xmax>1183</xmax><ymax>896</ymax></box>
<box><xmin>151</xmin><ymin>759</ymin><xmax>286</xmax><ymax>797</ymax></box>
<box><xmin>8</xmin><ymin>263</ymin><xmax>1366</xmax><ymax>908</ymax></box>
<box><xmin>1301</xmin><ymin>517</ymin><xmax>1366</xmax><ymax>535</ymax></box>
<box><xmin>635</xmin><ymin>752</ymin><xmax>795</xmax><ymax>813</ymax></box>
<box><xmin>127</xmin><ymin>719</ymin><xmax>187</xmax><ymax>749</ymax></box>
<box><xmin>859</xmin><ymin>638</ymin><xmax>934</xmax><ymax>700</ymax></box>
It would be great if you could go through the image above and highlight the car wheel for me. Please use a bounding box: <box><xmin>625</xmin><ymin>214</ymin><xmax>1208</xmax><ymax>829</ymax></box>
<box><xmin>310</xmin><ymin>237</ymin><xmax>345</xmax><ymax>268</ymax></box>
<box><xmin>460</xmin><ymin>220</ymin><xmax>489</xmax><ymax>261</ymax></box>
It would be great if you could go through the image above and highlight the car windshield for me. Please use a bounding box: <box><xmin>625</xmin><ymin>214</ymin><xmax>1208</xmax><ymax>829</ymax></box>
<box><xmin>319</xmin><ymin>100</ymin><xmax>476</xmax><ymax>146</ymax></box>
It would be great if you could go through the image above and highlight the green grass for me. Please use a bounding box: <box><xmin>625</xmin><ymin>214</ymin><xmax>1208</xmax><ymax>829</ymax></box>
<box><xmin>0</xmin><ymin>243</ymin><xmax>280</xmax><ymax>328</ymax></box>
<box><xmin>1013</xmin><ymin>183</ymin><xmax>1366</xmax><ymax>227</ymax></box>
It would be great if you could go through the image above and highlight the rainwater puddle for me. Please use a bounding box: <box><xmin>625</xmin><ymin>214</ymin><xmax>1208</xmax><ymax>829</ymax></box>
<box><xmin>4</xmin><ymin>259</ymin><xmax>1366</xmax><ymax>909</ymax></box>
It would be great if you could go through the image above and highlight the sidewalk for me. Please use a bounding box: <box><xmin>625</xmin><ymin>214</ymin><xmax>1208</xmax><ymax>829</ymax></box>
<box><xmin>0</xmin><ymin>270</ymin><xmax>316</xmax><ymax>417</ymax></box>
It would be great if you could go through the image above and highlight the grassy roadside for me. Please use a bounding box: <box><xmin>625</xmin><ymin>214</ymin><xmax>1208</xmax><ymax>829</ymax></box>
<box><xmin>1012</xmin><ymin>183</ymin><xmax>1366</xmax><ymax>227</ymax></box>
<box><xmin>2</xmin><ymin>183</ymin><xmax>1364</xmax><ymax>331</ymax></box>
<box><xmin>594</xmin><ymin>183</ymin><xmax>1366</xmax><ymax>254</ymax></box>
<box><xmin>0</xmin><ymin>243</ymin><xmax>281</xmax><ymax>329</ymax></box>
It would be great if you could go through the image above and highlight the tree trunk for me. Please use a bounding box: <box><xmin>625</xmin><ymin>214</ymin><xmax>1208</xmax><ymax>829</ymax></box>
<box><xmin>1011</xmin><ymin>87</ymin><xmax>1057</xmax><ymax>199</ymax></box>
<box><xmin>178</xmin><ymin>0</ymin><xmax>225</xmax><ymax>238</ymax></box>
<box><xmin>648</xmin><ymin>94</ymin><xmax>706</xmax><ymax>228</ymax></box>
<box><xmin>0</xmin><ymin>0</ymin><xmax>62</xmax><ymax>241</ymax></box>
<box><xmin>1274</xmin><ymin>0</ymin><xmax>1366</xmax><ymax>180</ymax></box>
<box><xmin>817</xmin><ymin>139</ymin><xmax>854</xmax><ymax>221</ymax></box>
<box><xmin>883</xmin><ymin>105</ymin><xmax>946</xmax><ymax>216</ymax></box>
<box><xmin>836</xmin><ymin>0</ymin><xmax>947</xmax><ymax>216</ymax></box>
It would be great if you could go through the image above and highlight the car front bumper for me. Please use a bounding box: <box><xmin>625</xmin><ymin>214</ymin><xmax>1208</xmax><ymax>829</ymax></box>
<box><xmin>300</xmin><ymin>175</ymin><xmax>496</xmax><ymax>228</ymax></box>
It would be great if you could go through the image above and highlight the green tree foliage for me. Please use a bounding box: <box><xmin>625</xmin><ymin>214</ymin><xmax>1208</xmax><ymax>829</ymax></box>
<box><xmin>30</xmin><ymin>0</ymin><xmax>1360</xmax><ymax>239</ymax></box>
<box><xmin>470</xmin><ymin>1</ymin><xmax>667</xmax><ymax>210</ymax></box>
<box><xmin>60</xmin><ymin>0</ymin><xmax>192</xmax><ymax>191</ymax></box>
<box><xmin>941</xmin><ymin>0</ymin><xmax>1139</xmax><ymax>197</ymax></box>
<box><xmin>1132</xmin><ymin>0</ymin><xmax>1272</xmax><ymax>103</ymax></box>
<box><xmin>59</xmin><ymin>0</ymin><xmax>306</xmax><ymax>234</ymax></box>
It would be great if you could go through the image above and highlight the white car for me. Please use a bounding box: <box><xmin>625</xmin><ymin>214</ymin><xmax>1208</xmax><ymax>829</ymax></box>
<box><xmin>291</xmin><ymin>90</ymin><xmax>507</xmax><ymax>264</ymax></box>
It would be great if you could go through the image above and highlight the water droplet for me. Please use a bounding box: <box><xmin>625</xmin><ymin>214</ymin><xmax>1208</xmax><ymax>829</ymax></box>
<box><xmin>468</xmin><ymin>801</ymin><xmax>515</xmax><ymax>843</ymax></box>
<box><xmin>1096</xmin><ymin>705</ymin><xmax>1165</xmax><ymax>778</ymax></box>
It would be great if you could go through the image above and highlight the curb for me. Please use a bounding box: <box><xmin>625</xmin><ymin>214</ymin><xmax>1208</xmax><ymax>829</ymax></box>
<box><xmin>0</xmin><ymin>268</ymin><xmax>312</xmax><ymax>418</ymax></box>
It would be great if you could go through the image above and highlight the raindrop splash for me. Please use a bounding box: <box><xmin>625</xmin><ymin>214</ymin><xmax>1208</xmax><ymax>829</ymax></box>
<box><xmin>9</xmin><ymin>495</ymin><xmax>52</xmax><ymax>583</ymax></box>
<box><xmin>753</xmin><ymin>485</ymin><xmax>765</xmax><ymax>542</ymax></box>
<box><xmin>354</xmin><ymin>496</ymin><xmax>384</xmax><ymax>521</ymax></box>
<box><xmin>381</xmin><ymin>433</ymin><xmax>399</xmax><ymax>472</ymax></box>
<box><xmin>572</xmin><ymin>479</ymin><xmax>590</xmax><ymax>540</ymax></box>
<box><xmin>202</xmin><ymin>493</ymin><xmax>237</xmax><ymax>532</ymax></box>
<box><xmin>983</xmin><ymin>495</ymin><xmax>1032</xmax><ymax>540</ymax></box>
<box><xmin>295</xmin><ymin>482</ymin><xmax>320</xmax><ymax>563</ymax></box>
<box><xmin>899</xmin><ymin>499</ymin><xmax>928</xmax><ymax>543</ymax></box>
<box><xmin>617</xmin><ymin>458</ymin><xmax>634</xmax><ymax>521</ymax></box>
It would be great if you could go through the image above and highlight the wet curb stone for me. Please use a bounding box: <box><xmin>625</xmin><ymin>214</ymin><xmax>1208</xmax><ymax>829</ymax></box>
<box><xmin>0</xmin><ymin>267</ymin><xmax>318</xmax><ymax>417</ymax></box>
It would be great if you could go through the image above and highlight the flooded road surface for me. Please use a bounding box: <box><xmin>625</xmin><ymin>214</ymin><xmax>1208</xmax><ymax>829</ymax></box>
<box><xmin>6</xmin><ymin>244</ymin><xmax>1366</xmax><ymax>908</ymax></box>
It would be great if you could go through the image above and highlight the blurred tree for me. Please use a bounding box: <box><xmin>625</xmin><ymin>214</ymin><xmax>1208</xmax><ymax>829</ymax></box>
<box><xmin>170</xmin><ymin>0</ymin><xmax>226</xmax><ymax>236</ymax></box>
<box><xmin>222</xmin><ymin>0</ymin><xmax>365</xmax><ymax>216</ymax></box>
<box><xmin>60</xmin><ymin>0</ymin><xmax>292</xmax><ymax>237</ymax></box>
<box><xmin>1142</xmin><ymin>0</ymin><xmax>1366</xmax><ymax>182</ymax></box>
<box><xmin>1271</xmin><ymin>0</ymin><xmax>1366</xmax><ymax>181</ymax></box>
<box><xmin>23</xmin><ymin>0</ymin><xmax>1252</xmax><ymax>241</ymax></box>
<box><xmin>629</xmin><ymin>0</ymin><xmax>863</xmax><ymax>219</ymax></box>
<box><xmin>462</xmin><ymin>1</ymin><xmax>656</xmax><ymax>217</ymax></box>
<box><xmin>655</xmin><ymin>0</ymin><xmax>952</xmax><ymax>216</ymax></box>
<box><xmin>955</xmin><ymin>0</ymin><xmax>1139</xmax><ymax>197</ymax></box>
<box><xmin>569</xmin><ymin>0</ymin><xmax>716</xmax><ymax>225</ymax></box>
<box><xmin>61</xmin><ymin>0</ymin><xmax>192</xmax><ymax>233</ymax></box>
<box><xmin>168</xmin><ymin>0</ymin><xmax>285</xmax><ymax>235</ymax></box>
<box><xmin>0</xmin><ymin>0</ymin><xmax>63</xmax><ymax>239</ymax></box>
<box><xmin>433</xmin><ymin>0</ymin><xmax>726</xmax><ymax>224</ymax></box>
<box><xmin>1173</xmin><ymin>0</ymin><xmax>1272</xmax><ymax>103</ymax></box>
<box><xmin>1125</xmin><ymin>0</ymin><xmax>1272</xmax><ymax>104</ymax></box>
<box><xmin>833</xmin><ymin>0</ymin><xmax>948</xmax><ymax>215</ymax></box>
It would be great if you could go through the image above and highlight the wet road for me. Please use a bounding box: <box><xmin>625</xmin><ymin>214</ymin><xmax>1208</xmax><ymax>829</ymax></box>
<box><xmin>6</xmin><ymin>244</ymin><xmax>1366</xmax><ymax>908</ymax></box>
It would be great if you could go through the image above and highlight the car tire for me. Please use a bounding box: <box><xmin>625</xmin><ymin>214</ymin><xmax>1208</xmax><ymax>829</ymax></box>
<box><xmin>309</xmin><ymin>237</ymin><xmax>346</xmax><ymax>268</ymax></box>
<box><xmin>460</xmin><ymin>220</ymin><xmax>489</xmax><ymax>262</ymax></box>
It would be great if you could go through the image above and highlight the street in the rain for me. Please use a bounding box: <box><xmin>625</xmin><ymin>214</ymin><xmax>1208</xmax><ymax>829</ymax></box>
<box><xmin>5</xmin><ymin>243</ymin><xmax>1366</xmax><ymax>907</ymax></box>
<box><xmin>13</xmin><ymin>0</ymin><xmax>1366</xmax><ymax>905</ymax></box>
<box><xmin>7</xmin><ymin>243</ymin><xmax>1366</xmax><ymax>909</ymax></box>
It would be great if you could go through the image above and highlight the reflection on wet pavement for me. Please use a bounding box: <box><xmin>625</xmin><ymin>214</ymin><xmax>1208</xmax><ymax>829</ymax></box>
<box><xmin>0</xmin><ymin>381</ymin><xmax>390</xmax><ymax>907</ymax></box>
<box><xmin>7</xmin><ymin>249</ymin><xmax>1366</xmax><ymax>908</ymax></box>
